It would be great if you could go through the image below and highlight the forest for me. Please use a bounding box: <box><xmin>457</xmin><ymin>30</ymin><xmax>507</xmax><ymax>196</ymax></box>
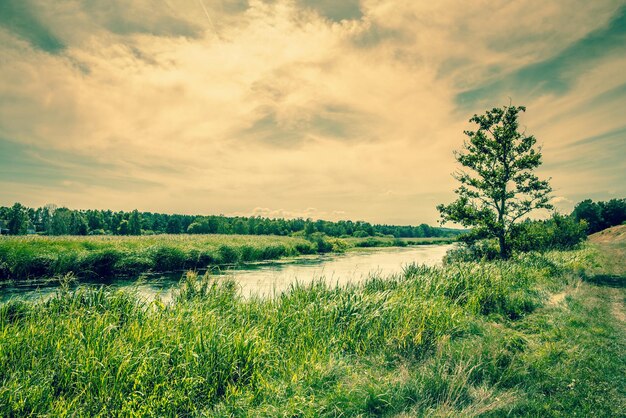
<box><xmin>0</xmin><ymin>203</ymin><xmax>457</xmax><ymax>238</ymax></box>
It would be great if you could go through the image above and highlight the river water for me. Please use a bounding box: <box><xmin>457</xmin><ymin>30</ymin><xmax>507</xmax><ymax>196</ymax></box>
<box><xmin>1</xmin><ymin>245</ymin><xmax>452</xmax><ymax>303</ymax></box>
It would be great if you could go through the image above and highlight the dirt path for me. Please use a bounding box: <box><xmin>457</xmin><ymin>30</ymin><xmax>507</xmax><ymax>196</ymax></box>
<box><xmin>548</xmin><ymin>291</ymin><xmax>567</xmax><ymax>306</ymax></box>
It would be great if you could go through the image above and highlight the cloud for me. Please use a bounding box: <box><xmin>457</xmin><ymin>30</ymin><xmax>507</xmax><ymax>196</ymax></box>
<box><xmin>0</xmin><ymin>0</ymin><xmax>625</xmax><ymax>223</ymax></box>
<box><xmin>456</xmin><ymin>4</ymin><xmax>626</xmax><ymax>109</ymax></box>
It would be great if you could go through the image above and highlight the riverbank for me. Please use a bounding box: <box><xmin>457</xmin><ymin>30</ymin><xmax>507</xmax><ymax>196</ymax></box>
<box><xmin>0</xmin><ymin>234</ymin><xmax>318</xmax><ymax>282</ymax></box>
<box><xmin>0</xmin><ymin>234</ymin><xmax>453</xmax><ymax>283</ymax></box>
<box><xmin>1</xmin><ymin>236</ymin><xmax>623</xmax><ymax>415</ymax></box>
<box><xmin>1</xmin><ymin>244</ymin><xmax>452</xmax><ymax>303</ymax></box>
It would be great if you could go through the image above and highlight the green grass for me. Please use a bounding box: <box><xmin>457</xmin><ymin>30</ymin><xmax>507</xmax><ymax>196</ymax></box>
<box><xmin>3</xmin><ymin>244</ymin><xmax>622</xmax><ymax>416</ymax></box>
<box><xmin>0</xmin><ymin>234</ymin><xmax>319</xmax><ymax>282</ymax></box>
<box><xmin>0</xmin><ymin>234</ymin><xmax>453</xmax><ymax>283</ymax></box>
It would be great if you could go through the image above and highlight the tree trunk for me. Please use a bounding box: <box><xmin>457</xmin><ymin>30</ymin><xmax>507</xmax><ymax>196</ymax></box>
<box><xmin>498</xmin><ymin>233</ymin><xmax>509</xmax><ymax>260</ymax></box>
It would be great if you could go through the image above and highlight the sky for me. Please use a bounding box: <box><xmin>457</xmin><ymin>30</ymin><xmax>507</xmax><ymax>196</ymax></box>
<box><xmin>1</xmin><ymin>0</ymin><xmax>625</xmax><ymax>225</ymax></box>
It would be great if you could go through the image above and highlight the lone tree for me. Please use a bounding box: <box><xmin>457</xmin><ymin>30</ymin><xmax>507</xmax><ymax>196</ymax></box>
<box><xmin>437</xmin><ymin>105</ymin><xmax>552</xmax><ymax>259</ymax></box>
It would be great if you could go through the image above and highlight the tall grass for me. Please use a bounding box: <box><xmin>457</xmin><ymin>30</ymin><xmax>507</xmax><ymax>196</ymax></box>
<box><xmin>0</xmin><ymin>234</ymin><xmax>318</xmax><ymax>282</ymax></box>
<box><xmin>0</xmin><ymin>248</ymin><xmax>595</xmax><ymax>416</ymax></box>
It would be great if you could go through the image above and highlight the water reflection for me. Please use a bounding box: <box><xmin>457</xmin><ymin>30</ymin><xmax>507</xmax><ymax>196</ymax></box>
<box><xmin>1</xmin><ymin>245</ymin><xmax>452</xmax><ymax>303</ymax></box>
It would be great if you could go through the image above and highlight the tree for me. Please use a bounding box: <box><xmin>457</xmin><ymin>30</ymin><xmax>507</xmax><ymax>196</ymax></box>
<box><xmin>600</xmin><ymin>198</ymin><xmax>626</xmax><ymax>230</ymax></box>
<box><xmin>69</xmin><ymin>211</ymin><xmax>89</xmax><ymax>235</ymax></box>
<box><xmin>572</xmin><ymin>198</ymin><xmax>626</xmax><ymax>233</ymax></box>
<box><xmin>117</xmin><ymin>219</ymin><xmax>130</xmax><ymax>235</ymax></box>
<box><xmin>128</xmin><ymin>210</ymin><xmax>142</xmax><ymax>235</ymax></box>
<box><xmin>437</xmin><ymin>105</ymin><xmax>552</xmax><ymax>259</ymax></box>
<box><xmin>7</xmin><ymin>203</ymin><xmax>28</xmax><ymax>235</ymax></box>
<box><xmin>572</xmin><ymin>199</ymin><xmax>603</xmax><ymax>233</ymax></box>
<box><xmin>166</xmin><ymin>217</ymin><xmax>181</xmax><ymax>234</ymax></box>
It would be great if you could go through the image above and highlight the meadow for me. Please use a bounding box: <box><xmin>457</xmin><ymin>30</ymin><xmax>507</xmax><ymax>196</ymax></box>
<box><xmin>1</xmin><ymin>234</ymin><xmax>623</xmax><ymax>416</ymax></box>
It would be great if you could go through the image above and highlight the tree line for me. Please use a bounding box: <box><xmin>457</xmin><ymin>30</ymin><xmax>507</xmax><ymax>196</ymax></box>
<box><xmin>0</xmin><ymin>203</ymin><xmax>457</xmax><ymax>238</ymax></box>
<box><xmin>571</xmin><ymin>198</ymin><xmax>626</xmax><ymax>234</ymax></box>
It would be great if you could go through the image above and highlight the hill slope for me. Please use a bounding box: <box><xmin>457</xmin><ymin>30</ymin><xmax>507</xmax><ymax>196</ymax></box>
<box><xmin>589</xmin><ymin>224</ymin><xmax>626</xmax><ymax>243</ymax></box>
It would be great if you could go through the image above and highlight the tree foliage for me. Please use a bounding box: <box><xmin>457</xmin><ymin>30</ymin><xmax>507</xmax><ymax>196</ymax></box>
<box><xmin>0</xmin><ymin>202</ymin><xmax>460</xmax><ymax>239</ymax></box>
<box><xmin>510</xmin><ymin>213</ymin><xmax>587</xmax><ymax>253</ymax></box>
<box><xmin>438</xmin><ymin>105</ymin><xmax>552</xmax><ymax>258</ymax></box>
<box><xmin>572</xmin><ymin>198</ymin><xmax>626</xmax><ymax>234</ymax></box>
<box><xmin>7</xmin><ymin>203</ymin><xmax>28</xmax><ymax>235</ymax></box>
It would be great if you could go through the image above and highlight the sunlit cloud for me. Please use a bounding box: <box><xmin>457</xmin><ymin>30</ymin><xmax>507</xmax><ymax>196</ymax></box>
<box><xmin>1</xmin><ymin>0</ymin><xmax>625</xmax><ymax>224</ymax></box>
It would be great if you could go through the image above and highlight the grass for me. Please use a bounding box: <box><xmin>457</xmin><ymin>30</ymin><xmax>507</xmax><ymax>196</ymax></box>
<box><xmin>0</xmin><ymin>234</ymin><xmax>453</xmax><ymax>283</ymax></box>
<box><xmin>2</xmin><ymin>241</ymin><xmax>622</xmax><ymax>416</ymax></box>
<box><xmin>0</xmin><ymin>234</ymin><xmax>320</xmax><ymax>282</ymax></box>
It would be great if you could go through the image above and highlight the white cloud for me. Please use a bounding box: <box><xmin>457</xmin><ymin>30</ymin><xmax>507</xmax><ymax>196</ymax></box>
<box><xmin>0</xmin><ymin>0</ymin><xmax>624</xmax><ymax>223</ymax></box>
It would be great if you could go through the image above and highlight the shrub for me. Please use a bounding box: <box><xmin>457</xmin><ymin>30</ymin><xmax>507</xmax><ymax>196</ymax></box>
<box><xmin>307</xmin><ymin>233</ymin><xmax>334</xmax><ymax>253</ymax></box>
<box><xmin>79</xmin><ymin>249</ymin><xmax>123</xmax><ymax>277</ymax></box>
<box><xmin>260</xmin><ymin>245</ymin><xmax>287</xmax><ymax>260</ymax></box>
<box><xmin>295</xmin><ymin>242</ymin><xmax>316</xmax><ymax>254</ymax></box>
<box><xmin>151</xmin><ymin>246</ymin><xmax>187</xmax><ymax>271</ymax></box>
<box><xmin>392</xmin><ymin>238</ymin><xmax>408</xmax><ymax>247</ymax></box>
<box><xmin>443</xmin><ymin>240</ymin><xmax>500</xmax><ymax>263</ymax></box>
<box><xmin>511</xmin><ymin>214</ymin><xmax>587</xmax><ymax>253</ymax></box>
<box><xmin>239</xmin><ymin>245</ymin><xmax>260</xmax><ymax>262</ymax></box>
<box><xmin>356</xmin><ymin>238</ymin><xmax>385</xmax><ymax>248</ymax></box>
<box><xmin>218</xmin><ymin>245</ymin><xmax>239</xmax><ymax>264</ymax></box>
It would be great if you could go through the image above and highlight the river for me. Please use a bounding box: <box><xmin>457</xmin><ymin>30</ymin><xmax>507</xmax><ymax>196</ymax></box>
<box><xmin>0</xmin><ymin>244</ymin><xmax>452</xmax><ymax>303</ymax></box>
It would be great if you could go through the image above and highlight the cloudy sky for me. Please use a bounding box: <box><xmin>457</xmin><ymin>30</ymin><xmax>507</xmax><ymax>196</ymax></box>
<box><xmin>1</xmin><ymin>0</ymin><xmax>625</xmax><ymax>225</ymax></box>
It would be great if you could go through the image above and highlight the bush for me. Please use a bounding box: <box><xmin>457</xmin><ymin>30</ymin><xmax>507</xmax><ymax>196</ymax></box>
<box><xmin>218</xmin><ymin>245</ymin><xmax>239</xmax><ymax>264</ymax></box>
<box><xmin>79</xmin><ymin>249</ymin><xmax>123</xmax><ymax>277</ymax></box>
<box><xmin>239</xmin><ymin>245</ymin><xmax>260</xmax><ymax>262</ymax></box>
<box><xmin>151</xmin><ymin>246</ymin><xmax>187</xmax><ymax>271</ymax></box>
<box><xmin>444</xmin><ymin>239</ymin><xmax>500</xmax><ymax>263</ymax></box>
<box><xmin>329</xmin><ymin>238</ymin><xmax>349</xmax><ymax>252</ymax></box>
<box><xmin>355</xmin><ymin>238</ymin><xmax>384</xmax><ymax>248</ymax></box>
<box><xmin>295</xmin><ymin>242</ymin><xmax>316</xmax><ymax>254</ymax></box>
<box><xmin>392</xmin><ymin>238</ymin><xmax>408</xmax><ymax>247</ymax></box>
<box><xmin>261</xmin><ymin>245</ymin><xmax>287</xmax><ymax>260</ymax></box>
<box><xmin>447</xmin><ymin>214</ymin><xmax>587</xmax><ymax>262</ymax></box>
<box><xmin>307</xmin><ymin>232</ymin><xmax>334</xmax><ymax>253</ymax></box>
<box><xmin>511</xmin><ymin>214</ymin><xmax>587</xmax><ymax>253</ymax></box>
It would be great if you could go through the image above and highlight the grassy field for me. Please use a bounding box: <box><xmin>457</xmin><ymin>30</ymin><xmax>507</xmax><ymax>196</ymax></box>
<box><xmin>0</xmin><ymin>234</ymin><xmax>453</xmax><ymax>283</ymax></box>
<box><xmin>1</xmin><ymin>230</ymin><xmax>623</xmax><ymax>416</ymax></box>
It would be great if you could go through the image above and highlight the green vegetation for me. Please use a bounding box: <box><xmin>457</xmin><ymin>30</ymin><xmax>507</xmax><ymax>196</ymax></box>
<box><xmin>438</xmin><ymin>105</ymin><xmax>552</xmax><ymax>259</ymax></box>
<box><xmin>572</xmin><ymin>198</ymin><xmax>626</xmax><ymax>234</ymax></box>
<box><xmin>345</xmin><ymin>236</ymin><xmax>455</xmax><ymax>248</ymax></box>
<box><xmin>0</xmin><ymin>202</ymin><xmax>458</xmax><ymax>239</ymax></box>
<box><xmin>0</xmin><ymin>234</ymin><xmax>452</xmax><ymax>282</ymax></box>
<box><xmin>0</xmin><ymin>234</ymin><xmax>318</xmax><ymax>282</ymax></box>
<box><xmin>448</xmin><ymin>213</ymin><xmax>589</xmax><ymax>262</ymax></box>
<box><xmin>1</xmin><ymin>238</ymin><xmax>623</xmax><ymax>415</ymax></box>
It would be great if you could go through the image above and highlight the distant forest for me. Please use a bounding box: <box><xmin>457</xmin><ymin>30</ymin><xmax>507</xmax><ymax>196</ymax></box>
<box><xmin>0</xmin><ymin>203</ymin><xmax>460</xmax><ymax>238</ymax></box>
